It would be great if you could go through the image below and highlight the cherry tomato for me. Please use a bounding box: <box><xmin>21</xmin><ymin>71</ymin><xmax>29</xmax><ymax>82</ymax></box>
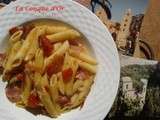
<box><xmin>46</xmin><ymin>55</ymin><xmax>64</xmax><ymax>77</ymax></box>
<box><xmin>62</xmin><ymin>68</ymin><xmax>73</xmax><ymax>83</ymax></box>
<box><xmin>16</xmin><ymin>73</ymin><xmax>25</xmax><ymax>81</ymax></box>
<box><xmin>39</xmin><ymin>35</ymin><xmax>53</xmax><ymax>57</ymax></box>
<box><xmin>9</xmin><ymin>27</ymin><xmax>21</xmax><ymax>35</ymax></box>
<box><xmin>21</xmin><ymin>25</ymin><xmax>34</xmax><ymax>39</ymax></box>
<box><xmin>28</xmin><ymin>92</ymin><xmax>40</xmax><ymax>108</ymax></box>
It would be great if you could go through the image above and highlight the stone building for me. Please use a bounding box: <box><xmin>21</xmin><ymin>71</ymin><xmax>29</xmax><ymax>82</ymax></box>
<box><xmin>139</xmin><ymin>0</ymin><xmax>160</xmax><ymax>60</ymax></box>
<box><xmin>122</xmin><ymin>76</ymin><xmax>148</xmax><ymax>109</ymax></box>
<box><xmin>122</xmin><ymin>76</ymin><xmax>136</xmax><ymax>99</ymax></box>
<box><xmin>116</xmin><ymin>9</ymin><xmax>132</xmax><ymax>50</ymax></box>
<box><xmin>96</xmin><ymin>7</ymin><xmax>120</xmax><ymax>42</ymax></box>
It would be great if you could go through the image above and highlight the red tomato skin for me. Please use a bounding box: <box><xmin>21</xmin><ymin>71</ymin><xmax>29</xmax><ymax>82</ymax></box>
<box><xmin>27</xmin><ymin>93</ymin><xmax>40</xmax><ymax>108</ymax></box>
<box><xmin>39</xmin><ymin>35</ymin><xmax>53</xmax><ymax>57</ymax></box>
<box><xmin>46</xmin><ymin>55</ymin><xmax>64</xmax><ymax>77</ymax></box>
<box><xmin>9</xmin><ymin>27</ymin><xmax>21</xmax><ymax>35</ymax></box>
<box><xmin>21</xmin><ymin>25</ymin><xmax>34</xmax><ymax>39</ymax></box>
<box><xmin>62</xmin><ymin>68</ymin><xmax>73</xmax><ymax>83</ymax></box>
<box><xmin>16</xmin><ymin>73</ymin><xmax>25</xmax><ymax>81</ymax></box>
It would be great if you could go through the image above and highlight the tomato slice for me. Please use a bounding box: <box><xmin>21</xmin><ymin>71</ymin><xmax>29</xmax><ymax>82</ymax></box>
<box><xmin>28</xmin><ymin>92</ymin><xmax>40</xmax><ymax>108</ymax></box>
<box><xmin>39</xmin><ymin>35</ymin><xmax>53</xmax><ymax>57</ymax></box>
<box><xmin>16</xmin><ymin>73</ymin><xmax>25</xmax><ymax>81</ymax></box>
<box><xmin>9</xmin><ymin>27</ymin><xmax>21</xmax><ymax>35</ymax></box>
<box><xmin>46</xmin><ymin>55</ymin><xmax>64</xmax><ymax>77</ymax></box>
<box><xmin>21</xmin><ymin>25</ymin><xmax>34</xmax><ymax>39</ymax></box>
<box><xmin>62</xmin><ymin>68</ymin><xmax>73</xmax><ymax>83</ymax></box>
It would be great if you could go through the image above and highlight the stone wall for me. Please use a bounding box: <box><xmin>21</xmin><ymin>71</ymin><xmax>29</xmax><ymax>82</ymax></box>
<box><xmin>139</xmin><ymin>0</ymin><xmax>160</xmax><ymax>60</ymax></box>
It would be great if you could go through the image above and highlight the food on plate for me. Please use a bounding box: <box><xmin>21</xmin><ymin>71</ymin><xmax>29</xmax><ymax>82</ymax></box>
<box><xmin>0</xmin><ymin>19</ymin><xmax>97</xmax><ymax>118</ymax></box>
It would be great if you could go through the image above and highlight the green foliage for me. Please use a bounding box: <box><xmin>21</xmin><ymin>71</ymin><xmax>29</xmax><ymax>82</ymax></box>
<box><xmin>121</xmin><ymin>64</ymin><xmax>154</xmax><ymax>92</ymax></box>
<box><xmin>107</xmin><ymin>64</ymin><xmax>156</xmax><ymax>118</ymax></box>
<box><xmin>121</xmin><ymin>64</ymin><xmax>154</xmax><ymax>81</ymax></box>
<box><xmin>141</xmin><ymin>87</ymin><xmax>160</xmax><ymax>117</ymax></box>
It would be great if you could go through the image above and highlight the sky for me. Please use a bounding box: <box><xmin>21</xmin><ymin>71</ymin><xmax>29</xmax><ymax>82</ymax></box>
<box><xmin>109</xmin><ymin>0</ymin><xmax>149</xmax><ymax>22</ymax></box>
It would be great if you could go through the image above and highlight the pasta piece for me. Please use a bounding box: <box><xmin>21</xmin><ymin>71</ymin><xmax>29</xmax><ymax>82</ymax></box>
<box><xmin>25</xmin><ymin>27</ymin><xmax>45</xmax><ymax>61</ymax></box>
<box><xmin>71</xmin><ymin>93</ymin><xmax>79</xmax><ymax>105</ymax></box>
<box><xmin>69</xmin><ymin>49</ymin><xmax>97</xmax><ymax>65</ymax></box>
<box><xmin>49</xmin><ymin>75</ymin><xmax>61</xmax><ymax>113</ymax></box>
<box><xmin>66</xmin><ymin>60</ymin><xmax>78</xmax><ymax>96</ymax></box>
<box><xmin>41</xmin><ymin>74</ymin><xmax>49</xmax><ymax>87</ymax></box>
<box><xmin>50</xmin><ymin>74</ymin><xmax>58</xmax><ymax>85</ymax></box>
<box><xmin>34</xmin><ymin>49</ymin><xmax>44</xmax><ymax>73</ymax></box>
<box><xmin>9</xmin><ymin>30</ymin><xmax>23</xmax><ymax>44</ymax></box>
<box><xmin>63</xmin><ymin>54</ymin><xmax>79</xmax><ymax>96</ymax></box>
<box><xmin>4</xmin><ymin>41</ymin><xmax>22</xmax><ymax>72</ymax></box>
<box><xmin>54</xmin><ymin>42</ymin><xmax>62</xmax><ymax>52</ymax></box>
<box><xmin>34</xmin><ymin>72</ymin><xmax>42</xmax><ymax>90</ymax></box>
<box><xmin>73</xmin><ymin>80</ymin><xmax>83</xmax><ymax>93</ymax></box>
<box><xmin>45</xmin><ymin>41</ymin><xmax>69</xmax><ymax>67</ymax></box>
<box><xmin>63</xmin><ymin>52</ymin><xmax>70</xmax><ymax>70</ymax></box>
<box><xmin>46</xmin><ymin>29</ymin><xmax>80</xmax><ymax>43</ymax></box>
<box><xmin>45</xmin><ymin>26</ymin><xmax>68</xmax><ymax>34</ymax></box>
<box><xmin>71</xmin><ymin>77</ymin><xmax>93</xmax><ymax>108</ymax></box>
<box><xmin>12</xmin><ymin>28</ymin><xmax>38</xmax><ymax>67</ymax></box>
<box><xmin>22</xmin><ymin>74</ymin><xmax>32</xmax><ymax>105</ymax></box>
<box><xmin>39</xmin><ymin>89</ymin><xmax>59</xmax><ymax>118</ymax></box>
<box><xmin>77</xmin><ymin>60</ymin><xmax>96</xmax><ymax>74</ymax></box>
<box><xmin>57</xmin><ymin>73</ymin><xmax>65</xmax><ymax>95</ymax></box>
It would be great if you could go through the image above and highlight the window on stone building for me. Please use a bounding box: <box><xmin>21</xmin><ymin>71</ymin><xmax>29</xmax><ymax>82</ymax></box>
<box><xmin>126</xmin><ymin>84</ymin><xmax>128</xmax><ymax>89</ymax></box>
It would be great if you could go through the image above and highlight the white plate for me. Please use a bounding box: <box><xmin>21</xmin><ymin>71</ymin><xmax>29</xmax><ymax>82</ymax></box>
<box><xmin>0</xmin><ymin>0</ymin><xmax>120</xmax><ymax>120</ymax></box>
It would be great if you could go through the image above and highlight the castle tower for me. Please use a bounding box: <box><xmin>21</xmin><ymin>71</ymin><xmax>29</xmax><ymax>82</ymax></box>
<box><xmin>133</xmin><ymin>32</ymin><xmax>141</xmax><ymax>57</ymax></box>
<box><xmin>117</xmin><ymin>9</ymin><xmax>132</xmax><ymax>50</ymax></box>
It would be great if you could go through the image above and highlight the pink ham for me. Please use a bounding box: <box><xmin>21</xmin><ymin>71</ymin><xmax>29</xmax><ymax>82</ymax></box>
<box><xmin>5</xmin><ymin>85</ymin><xmax>22</xmax><ymax>103</ymax></box>
<box><xmin>76</xmin><ymin>69</ymin><xmax>90</xmax><ymax>80</ymax></box>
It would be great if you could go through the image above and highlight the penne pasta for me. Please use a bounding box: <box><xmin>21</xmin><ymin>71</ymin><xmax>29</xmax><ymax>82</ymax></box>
<box><xmin>45</xmin><ymin>26</ymin><xmax>68</xmax><ymax>34</ymax></box>
<box><xmin>73</xmin><ymin>80</ymin><xmax>83</xmax><ymax>93</ymax></box>
<box><xmin>34</xmin><ymin>49</ymin><xmax>44</xmax><ymax>73</ymax></box>
<box><xmin>41</xmin><ymin>74</ymin><xmax>49</xmax><ymax>87</ymax></box>
<box><xmin>45</xmin><ymin>41</ymin><xmax>69</xmax><ymax>67</ymax></box>
<box><xmin>57</xmin><ymin>73</ymin><xmax>65</xmax><ymax>95</ymax></box>
<box><xmin>46</xmin><ymin>29</ymin><xmax>81</xmax><ymax>43</ymax></box>
<box><xmin>11</xmin><ymin>28</ymin><xmax>38</xmax><ymax>67</ymax></box>
<box><xmin>49</xmin><ymin>75</ymin><xmax>61</xmax><ymax>114</ymax></box>
<box><xmin>39</xmin><ymin>89</ymin><xmax>59</xmax><ymax>118</ymax></box>
<box><xmin>69</xmin><ymin>49</ymin><xmax>97</xmax><ymax>65</ymax></box>
<box><xmin>63</xmin><ymin>54</ymin><xmax>79</xmax><ymax>96</ymax></box>
<box><xmin>22</xmin><ymin>74</ymin><xmax>32</xmax><ymax>105</ymax></box>
<box><xmin>2</xmin><ymin>21</ymin><xmax>97</xmax><ymax>118</ymax></box>
<box><xmin>25</xmin><ymin>27</ymin><xmax>45</xmax><ymax>61</ymax></box>
<box><xmin>54</xmin><ymin>42</ymin><xmax>62</xmax><ymax>52</ymax></box>
<box><xmin>4</xmin><ymin>41</ymin><xmax>22</xmax><ymax>72</ymax></box>
<box><xmin>34</xmin><ymin>72</ymin><xmax>42</xmax><ymax>90</ymax></box>
<box><xmin>9</xmin><ymin>30</ymin><xmax>23</xmax><ymax>44</ymax></box>
<box><xmin>77</xmin><ymin>60</ymin><xmax>97</xmax><ymax>74</ymax></box>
